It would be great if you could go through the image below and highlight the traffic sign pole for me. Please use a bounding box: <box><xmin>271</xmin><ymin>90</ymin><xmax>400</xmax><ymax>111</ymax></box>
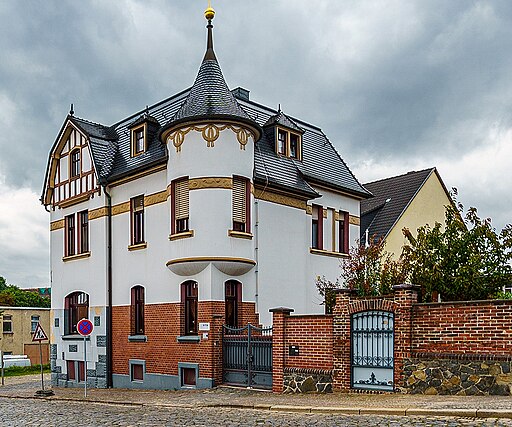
<box><xmin>76</xmin><ymin>318</ymin><xmax>94</xmax><ymax>399</ymax></box>
<box><xmin>39</xmin><ymin>340</ymin><xmax>44</xmax><ymax>391</ymax></box>
<box><xmin>32</xmin><ymin>322</ymin><xmax>53</xmax><ymax>396</ymax></box>
<box><xmin>84</xmin><ymin>335</ymin><xmax>87</xmax><ymax>398</ymax></box>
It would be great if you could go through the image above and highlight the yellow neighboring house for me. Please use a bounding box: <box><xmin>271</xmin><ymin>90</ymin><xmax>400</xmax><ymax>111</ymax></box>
<box><xmin>1</xmin><ymin>307</ymin><xmax>51</xmax><ymax>364</ymax></box>
<box><xmin>360</xmin><ymin>168</ymin><xmax>452</xmax><ymax>258</ymax></box>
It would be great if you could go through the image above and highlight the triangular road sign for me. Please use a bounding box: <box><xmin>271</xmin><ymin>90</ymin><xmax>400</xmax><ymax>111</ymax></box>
<box><xmin>32</xmin><ymin>323</ymin><xmax>49</xmax><ymax>342</ymax></box>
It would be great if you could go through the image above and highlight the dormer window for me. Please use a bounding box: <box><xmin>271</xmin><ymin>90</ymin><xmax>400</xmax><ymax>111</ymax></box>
<box><xmin>132</xmin><ymin>125</ymin><xmax>146</xmax><ymax>156</ymax></box>
<box><xmin>276</xmin><ymin>127</ymin><xmax>301</xmax><ymax>160</ymax></box>
<box><xmin>70</xmin><ymin>149</ymin><xmax>80</xmax><ymax>178</ymax></box>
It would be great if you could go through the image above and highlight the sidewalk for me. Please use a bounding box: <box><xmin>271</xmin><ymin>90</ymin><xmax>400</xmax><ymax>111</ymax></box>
<box><xmin>1</xmin><ymin>374</ymin><xmax>511</xmax><ymax>419</ymax></box>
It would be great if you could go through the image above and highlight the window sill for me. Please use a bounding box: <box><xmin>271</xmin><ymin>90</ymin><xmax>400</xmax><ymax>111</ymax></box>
<box><xmin>62</xmin><ymin>252</ymin><xmax>91</xmax><ymax>262</ymax></box>
<box><xmin>128</xmin><ymin>335</ymin><xmax>148</xmax><ymax>343</ymax></box>
<box><xmin>177</xmin><ymin>335</ymin><xmax>200</xmax><ymax>343</ymax></box>
<box><xmin>169</xmin><ymin>230</ymin><xmax>194</xmax><ymax>241</ymax></box>
<box><xmin>309</xmin><ymin>248</ymin><xmax>350</xmax><ymax>259</ymax></box>
<box><xmin>128</xmin><ymin>243</ymin><xmax>147</xmax><ymax>251</ymax></box>
<box><xmin>228</xmin><ymin>230</ymin><xmax>253</xmax><ymax>240</ymax></box>
<box><xmin>62</xmin><ymin>335</ymin><xmax>90</xmax><ymax>341</ymax></box>
<box><xmin>2</xmin><ymin>331</ymin><xmax>13</xmax><ymax>335</ymax></box>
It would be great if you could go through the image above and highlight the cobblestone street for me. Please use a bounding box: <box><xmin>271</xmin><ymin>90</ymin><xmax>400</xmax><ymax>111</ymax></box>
<box><xmin>1</xmin><ymin>397</ymin><xmax>512</xmax><ymax>427</ymax></box>
<box><xmin>1</xmin><ymin>375</ymin><xmax>512</xmax><ymax>426</ymax></box>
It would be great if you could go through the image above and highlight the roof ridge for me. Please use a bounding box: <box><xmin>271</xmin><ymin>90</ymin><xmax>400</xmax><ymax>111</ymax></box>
<box><xmin>364</xmin><ymin>167</ymin><xmax>435</xmax><ymax>186</ymax></box>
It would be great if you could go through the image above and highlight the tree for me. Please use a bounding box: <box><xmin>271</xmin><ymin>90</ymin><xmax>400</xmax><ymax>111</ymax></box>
<box><xmin>340</xmin><ymin>237</ymin><xmax>408</xmax><ymax>296</ymax></box>
<box><xmin>316</xmin><ymin>237</ymin><xmax>408</xmax><ymax>310</ymax></box>
<box><xmin>401</xmin><ymin>191</ymin><xmax>512</xmax><ymax>302</ymax></box>
<box><xmin>0</xmin><ymin>277</ymin><xmax>50</xmax><ymax>308</ymax></box>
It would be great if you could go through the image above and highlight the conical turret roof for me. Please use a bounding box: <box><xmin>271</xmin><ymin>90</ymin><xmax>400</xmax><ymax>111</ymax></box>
<box><xmin>162</xmin><ymin>16</ymin><xmax>261</xmax><ymax>140</ymax></box>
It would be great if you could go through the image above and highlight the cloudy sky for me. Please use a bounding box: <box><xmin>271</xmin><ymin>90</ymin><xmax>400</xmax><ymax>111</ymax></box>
<box><xmin>0</xmin><ymin>1</ymin><xmax>511</xmax><ymax>288</ymax></box>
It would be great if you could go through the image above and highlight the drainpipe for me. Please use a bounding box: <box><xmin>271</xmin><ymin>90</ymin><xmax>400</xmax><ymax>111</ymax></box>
<box><xmin>254</xmin><ymin>198</ymin><xmax>259</xmax><ymax>314</ymax></box>
<box><xmin>102</xmin><ymin>184</ymin><xmax>113</xmax><ymax>388</ymax></box>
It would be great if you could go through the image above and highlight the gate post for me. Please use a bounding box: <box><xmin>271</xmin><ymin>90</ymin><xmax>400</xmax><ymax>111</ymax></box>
<box><xmin>332</xmin><ymin>289</ymin><xmax>356</xmax><ymax>391</ymax></box>
<box><xmin>211</xmin><ymin>314</ymin><xmax>224</xmax><ymax>387</ymax></box>
<box><xmin>392</xmin><ymin>284</ymin><xmax>420</xmax><ymax>390</ymax></box>
<box><xmin>270</xmin><ymin>307</ymin><xmax>294</xmax><ymax>393</ymax></box>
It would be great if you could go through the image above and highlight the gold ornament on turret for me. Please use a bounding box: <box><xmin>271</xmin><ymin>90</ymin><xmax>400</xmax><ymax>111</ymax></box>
<box><xmin>205</xmin><ymin>0</ymin><xmax>215</xmax><ymax>20</ymax></box>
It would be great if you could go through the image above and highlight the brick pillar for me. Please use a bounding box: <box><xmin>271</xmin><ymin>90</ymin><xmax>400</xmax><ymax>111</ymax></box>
<box><xmin>270</xmin><ymin>307</ymin><xmax>294</xmax><ymax>393</ymax></box>
<box><xmin>392</xmin><ymin>283</ymin><xmax>420</xmax><ymax>389</ymax></box>
<box><xmin>332</xmin><ymin>289</ymin><xmax>357</xmax><ymax>391</ymax></box>
<box><xmin>211</xmin><ymin>314</ymin><xmax>224</xmax><ymax>387</ymax></box>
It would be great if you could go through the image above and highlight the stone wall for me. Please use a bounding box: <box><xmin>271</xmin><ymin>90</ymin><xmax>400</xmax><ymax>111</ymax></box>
<box><xmin>402</xmin><ymin>356</ymin><xmax>512</xmax><ymax>396</ymax></box>
<box><xmin>283</xmin><ymin>368</ymin><xmax>332</xmax><ymax>393</ymax></box>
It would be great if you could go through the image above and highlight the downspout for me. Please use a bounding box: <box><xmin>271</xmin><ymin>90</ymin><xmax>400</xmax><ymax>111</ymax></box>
<box><xmin>254</xmin><ymin>198</ymin><xmax>259</xmax><ymax>314</ymax></box>
<box><xmin>102</xmin><ymin>184</ymin><xmax>113</xmax><ymax>388</ymax></box>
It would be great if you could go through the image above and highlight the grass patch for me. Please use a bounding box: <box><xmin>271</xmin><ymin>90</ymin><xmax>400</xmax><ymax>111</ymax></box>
<box><xmin>1</xmin><ymin>364</ymin><xmax>50</xmax><ymax>377</ymax></box>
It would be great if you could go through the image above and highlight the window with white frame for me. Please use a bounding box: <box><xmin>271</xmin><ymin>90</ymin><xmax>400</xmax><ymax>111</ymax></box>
<box><xmin>31</xmin><ymin>315</ymin><xmax>40</xmax><ymax>333</ymax></box>
<box><xmin>2</xmin><ymin>315</ymin><xmax>12</xmax><ymax>333</ymax></box>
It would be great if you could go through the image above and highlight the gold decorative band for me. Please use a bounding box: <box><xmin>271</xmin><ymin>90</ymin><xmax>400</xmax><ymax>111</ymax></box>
<box><xmin>166</xmin><ymin>123</ymin><xmax>253</xmax><ymax>152</ymax></box>
<box><xmin>254</xmin><ymin>188</ymin><xmax>307</xmax><ymax>211</ymax></box>
<box><xmin>145</xmin><ymin>190</ymin><xmax>168</xmax><ymax>207</ymax></box>
<box><xmin>189</xmin><ymin>177</ymin><xmax>233</xmax><ymax>190</ymax></box>
<box><xmin>349</xmin><ymin>215</ymin><xmax>360</xmax><ymax>225</ymax></box>
<box><xmin>50</xmin><ymin>219</ymin><xmax>65</xmax><ymax>231</ymax></box>
<box><xmin>88</xmin><ymin>207</ymin><xmax>108</xmax><ymax>220</ymax></box>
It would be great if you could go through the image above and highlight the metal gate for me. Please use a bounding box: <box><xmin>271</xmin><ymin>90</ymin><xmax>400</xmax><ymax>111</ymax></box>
<box><xmin>351</xmin><ymin>310</ymin><xmax>394</xmax><ymax>391</ymax></box>
<box><xmin>222</xmin><ymin>323</ymin><xmax>272</xmax><ymax>389</ymax></box>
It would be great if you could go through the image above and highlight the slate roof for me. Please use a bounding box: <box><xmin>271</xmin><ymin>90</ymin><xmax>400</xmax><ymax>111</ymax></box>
<box><xmin>263</xmin><ymin>111</ymin><xmax>303</xmax><ymax>133</ymax></box>
<box><xmin>42</xmin><ymin>21</ymin><xmax>371</xmax><ymax>203</ymax></box>
<box><xmin>360</xmin><ymin>168</ymin><xmax>437</xmax><ymax>245</ymax></box>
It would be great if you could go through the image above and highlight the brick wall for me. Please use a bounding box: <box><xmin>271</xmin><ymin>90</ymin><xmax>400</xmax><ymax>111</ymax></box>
<box><xmin>271</xmin><ymin>308</ymin><xmax>333</xmax><ymax>392</ymax></box>
<box><xmin>112</xmin><ymin>300</ymin><xmax>257</xmax><ymax>387</ymax></box>
<box><xmin>283</xmin><ymin>315</ymin><xmax>333</xmax><ymax>370</ymax></box>
<box><xmin>412</xmin><ymin>300</ymin><xmax>512</xmax><ymax>356</ymax></box>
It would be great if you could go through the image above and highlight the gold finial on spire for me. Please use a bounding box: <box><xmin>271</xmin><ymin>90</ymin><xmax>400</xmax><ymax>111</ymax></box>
<box><xmin>205</xmin><ymin>0</ymin><xmax>215</xmax><ymax>21</ymax></box>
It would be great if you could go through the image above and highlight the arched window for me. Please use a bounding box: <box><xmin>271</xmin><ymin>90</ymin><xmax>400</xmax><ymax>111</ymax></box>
<box><xmin>131</xmin><ymin>286</ymin><xmax>145</xmax><ymax>335</ymax></box>
<box><xmin>225</xmin><ymin>280</ymin><xmax>242</xmax><ymax>328</ymax></box>
<box><xmin>181</xmin><ymin>281</ymin><xmax>198</xmax><ymax>335</ymax></box>
<box><xmin>64</xmin><ymin>291</ymin><xmax>89</xmax><ymax>335</ymax></box>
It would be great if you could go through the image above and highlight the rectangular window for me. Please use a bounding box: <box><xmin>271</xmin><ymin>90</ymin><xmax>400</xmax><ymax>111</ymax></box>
<box><xmin>182</xmin><ymin>281</ymin><xmax>198</xmax><ymax>335</ymax></box>
<box><xmin>2</xmin><ymin>315</ymin><xmax>12</xmax><ymax>333</ymax></box>
<box><xmin>132</xmin><ymin>126</ymin><xmax>145</xmax><ymax>156</ymax></box>
<box><xmin>232</xmin><ymin>176</ymin><xmax>250</xmax><ymax>233</ymax></box>
<box><xmin>290</xmin><ymin>133</ymin><xmax>299</xmax><ymax>159</ymax></box>
<box><xmin>277</xmin><ymin>129</ymin><xmax>287</xmax><ymax>155</ymax></box>
<box><xmin>131</xmin><ymin>196</ymin><xmax>145</xmax><ymax>245</ymax></box>
<box><xmin>65</xmin><ymin>214</ymin><xmax>75</xmax><ymax>256</ymax></box>
<box><xmin>78</xmin><ymin>361</ymin><xmax>85</xmax><ymax>382</ymax></box>
<box><xmin>131</xmin><ymin>286</ymin><xmax>145</xmax><ymax>335</ymax></box>
<box><xmin>172</xmin><ymin>178</ymin><xmax>189</xmax><ymax>234</ymax></box>
<box><xmin>339</xmin><ymin>211</ymin><xmax>350</xmax><ymax>254</ymax></box>
<box><xmin>79</xmin><ymin>211</ymin><xmax>89</xmax><ymax>253</ymax></box>
<box><xmin>225</xmin><ymin>281</ymin><xmax>241</xmax><ymax>328</ymax></box>
<box><xmin>70</xmin><ymin>149</ymin><xmax>80</xmax><ymax>178</ymax></box>
<box><xmin>182</xmin><ymin>367</ymin><xmax>196</xmax><ymax>386</ymax></box>
<box><xmin>67</xmin><ymin>361</ymin><xmax>76</xmax><ymax>381</ymax></box>
<box><xmin>312</xmin><ymin>205</ymin><xmax>323</xmax><ymax>250</ymax></box>
<box><xmin>131</xmin><ymin>363</ymin><xmax>144</xmax><ymax>381</ymax></box>
<box><xmin>31</xmin><ymin>315</ymin><xmax>40</xmax><ymax>333</ymax></box>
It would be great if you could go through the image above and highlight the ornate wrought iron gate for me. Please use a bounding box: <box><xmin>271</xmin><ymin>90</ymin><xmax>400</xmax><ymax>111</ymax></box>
<box><xmin>351</xmin><ymin>310</ymin><xmax>394</xmax><ymax>391</ymax></box>
<box><xmin>222</xmin><ymin>323</ymin><xmax>272</xmax><ymax>389</ymax></box>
